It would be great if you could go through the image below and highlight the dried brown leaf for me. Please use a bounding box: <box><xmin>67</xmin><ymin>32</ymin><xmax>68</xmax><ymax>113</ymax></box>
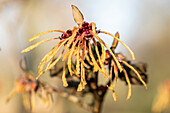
<box><xmin>111</xmin><ymin>32</ymin><xmax>119</xmax><ymax>50</ymax></box>
<box><xmin>72</xmin><ymin>5</ymin><xmax>84</xmax><ymax>26</ymax></box>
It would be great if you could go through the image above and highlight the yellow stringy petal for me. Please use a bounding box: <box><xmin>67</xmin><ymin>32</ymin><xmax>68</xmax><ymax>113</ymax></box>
<box><xmin>38</xmin><ymin>38</ymin><xmax>70</xmax><ymax>74</ymax></box>
<box><xmin>45</xmin><ymin>94</ymin><xmax>52</xmax><ymax>108</ymax></box>
<box><xmin>67</xmin><ymin>39</ymin><xmax>79</xmax><ymax>76</ymax></box>
<box><xmin>38</xmin><ymin>45</ymin><xmax>58</xmax><ymax>73</ymax></box>
<box><xmin>79</xmin><ymin>40</ymin><xmax>88</xmax><ymax>68</ymax></box>
<box><xmin>46</xmin><ymin>55</ymin><xmax>55</xmax><ymax>69</ymax></box>
<box><xmin>77</xmin><ymin>82</ymin><xmax>83</xmax><ymax>91</ymax></box>
<box><xmin>62</xmin><ymin>61</ymin><xmax>68</xmax><ymax>87</ymax></box>
<box><xmin>76</xmin><ymin>46</ymin><xmax>80</xmax><ymax>74</ymax></box>
<box><xmin>88</xmin><ymin>41</ymin><xmax>99</xmax><ymax>72</ymax></box>
<box><xmin>107</xmin><ymin>68</ymin><xmax>115</xmax><ymax>90</ymax></box>
<box><xmin>100</xmin><ymin>31</ymin><xmax>135</xmax><ymax>60</ymax></box>
<box><xmin>6</xmin><ymin>89</ymin><xmax>16</xmax><ymax>103</ymax></box>
<box><xmin>30</xmin><ymin>90</ymin><xmax>35</xmax><ymax>112</ymax></box>
<box><xmin>64</xmin><ymin>28</ymin><xmax>78</xmax><ymax>50</ymax></box>
<box><xmin>81</xmin><ymin>63</ymin><xmax>87</xmax><ymax>87</ymax></box>
<box><xmin>92</xmin><ymin>38</ymin><xmax>107</xmax><ymax>78</ymax></box>
<box><xmin>47</xmin><ymin>50</ymin><xmax>64</xmax><ymax>70</ymax></box>
<box><xmin>86</xmin><ymin>40</ymin><xmax>98</xmax><ymax>71</ymax></box>
<box><xmin>123</xmin><ymin>69</ymin><xmax>131</xmax><ymax>100</ymax></box>
<box><xmin>28</xmin><ymin>30</ymin><xmax>66</xmax><ymax>42</ymax></box>
<box><xmin>72</xmin><ymin>44</ymin><xmax>83</xmax><ymax>56</ymax></box>
<box><xmin>48</xmin><ymin>93</ymin><xmax>54</xmax><ymax>103</ymax></box>
<box><xmin>21</xmin><ymin>38</ymin><xmax>57</xmax><ymax>53</ymax></box>
<box><xmin>79</xmin><ymin>58</ymin><xmax>88</xmax><ymax>68</ymax></box>
<box><xmin>36</xmin><ymin>50</ymin><xmax>64</xmax><ymax>80</ymax></box>
<box><xmin>90</xmin><ymin>22</ymin><xmax>123</xmax><ymax>72</ymax></box>
<box><xmin>122</xmin><ymin>61</ymin><xmax>147</xmax><ymax>89</ymax></box>
<box><xmin>22</xmin><ymin>92</ymin><xmax>30</xmax><ymax>111</ymax></box>
<box><xmin>112</xmin><ymin>90</ymin><xmax>117</xmax><ymax>102</ymax></box>
<box><xmin>113</xmin><ymin>61</ymin><xmax>118</xmax><ymax>87</ymax></box>
<box><xmin>62</xmin><ymin>49</ymin><xmax>71</xmax><ymax>61</ymax></box>
<box><xmin>71</xmin><ymin>63</ymin><xmax>80</xmax><ymax>77</ymax></box>
<box><xmin>88</xmin><ymin>41</ymin><xmax>107</xmax><ymax>77</ymax></box>
<box><xmin>38</xmin><ymin>95</ymin><xmax>50</xmax><ymax>107</ymax></box>
<box><xmin>77</xmin><ymin>63</ymin><xmax>86</xmax><ymax>91</ymax></box>
<box><xmin>109</xmin><ymin>60</ymin><xmax>113</xmax><ymax>86</ymax></box>
<box><xmin>67</xmin><ymin>32</ymin><xmax>85</xmax><ymax>76</ymax></box>
<box><xmin>85</xmin><ymin>51</ymin><xmax>93</xmax><ymax>66</ymax></box>
<box><xmin>90</xmin><ymin>30</ymin><xmax>122</xmax><ymax>72</ymax></box>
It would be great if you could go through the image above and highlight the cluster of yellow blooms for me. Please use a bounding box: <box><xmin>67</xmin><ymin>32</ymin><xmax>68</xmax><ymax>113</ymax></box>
<box><xmin>21</xmin><ymin>5</ymin><xmax>147</xmax><ymax>101</ymax></box>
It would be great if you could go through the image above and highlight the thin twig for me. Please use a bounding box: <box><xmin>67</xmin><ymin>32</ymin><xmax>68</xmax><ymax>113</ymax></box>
<box><xmin>52</xmin><ymin>87</ymin><xmax>93</xmax><ymax>111</ymax></box>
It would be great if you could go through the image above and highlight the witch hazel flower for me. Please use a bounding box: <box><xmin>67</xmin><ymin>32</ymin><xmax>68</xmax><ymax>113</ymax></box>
<box><xmin>6</xmin><ymin>61</ymin><xmax>54</xmax><ymax>111</ymax></box>
<box><xmin>21</xmin><ymin>5</ymin><xmax>136</xmax><ymax>92</ymax></box>
<box><xmin>103</xmin><ymin>33</ymin><xmax>147</xmax><ymax>101</ymax></box>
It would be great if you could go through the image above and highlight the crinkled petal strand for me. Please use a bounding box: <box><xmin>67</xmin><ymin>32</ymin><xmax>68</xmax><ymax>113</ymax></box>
<box><xmin>28</xmin><ymin>30</ymin><xmax>66</xmax><ymax>42</ymax></box>
<box><xmin>77</xmin><ymin>63</ymin><xmax>86</xmax><ymax>91</ymax></box>
<box><xmin>108</xmin><ymin>60</ymin><xmax>113</xmax><ymax>88</ymax></box>
<box><xmin>85</xmin><ymin>47</ymin><xmax>94</xmax><ymax>66</ymax></box>
<box><xmin>21</xmin><ymin>38</ymin><xmax>58</xmax><ymax>53</ymax></box>
<box><xmin>38</xmin><ymin>44</ymin><xmax>58</xmax><ymax>73</ymax></box>
<box><xmin>89</xmin><ymin>29</ymin><xmax>123</xmax><ymax>72</ymax></box>
<box><xmin>6</xmin><ymin>88</ymin><xmax>16</xmax><ymax>103</ymax></box>
<box><xmin>107</xmin><ymin>60</ymin><xmax>118</xmax><ymax>90</ymax></box>
<box><xmin>36</xmin><ymin>49</ymin><xmax>64</xmax><ymax>80</ymax></box>
<box><xmin>62</xmin><ymin>60</ymin><xmax>68</xmax><ymax>87</ymax></box>
<box><xmin>88</xmin><ymin>41</ymin><xmax>108</xmax><ymax>77</ymax></box>
<box><xmin>122</xmin><ymin>61</ymin><xmax>147</xmax><ymax>89</ymax></box>
<box><xmin>45</xmin><ymin>93</ymin><xmax>53</xmax><ymax>107</ymax></box>
<box><xmin>67</xmin><ymin>38</ymin><xmax>80</xmax><ymax>76</ymax></box>
<box><xmin>112</xmin><ymin>90</ymin><xmax>117</xmax><ymax>102</ymax></box>
<box><xmin>87</xmin><ymin>45</ymin><xmax>98</xmax><ymax>72</ymax></box>
<box><xmin>22</xmin><ymin>92</ymin><xmax>30</xmax><ymax>111</ymax></box>
<box><xmin>75</xmin><ymin>39</ymin><xmax>88</xmax><ymax>74</ymax></box>
<box><xmin>67</xmin><ymin>32</ymin><xmax>85</xmax><ymax>76</ymax></box>
<box><xmin>79</xmin><ymin>40</ymin><xmax>88</xmax><ymax>68</ymax></box>
<box><xmin>46</xmin><ymin>55</ymin><xmax>55</xmax><ymax>69</ymax></box>
<box><xmin>92</xmin><ymin>38</ymin><xmax>107</xmax><ymax>78</ymax></box>
<box><xmin>38</xmin><ymin>38</ymin><xmax>70</xmax><ymax>74</ymax></box>
<box><xmin>100</xmin><ymin>30</ymin><xmax>135</xmax><ymax>60</ymax></box>
<box><xmin>30</xmin><ymin>90</ymin><xmax>35</xmax><ymax>112</ymax></box>
<box><xmin>76</xmin><ymin>44</ymin><xmax>80</xmax><ymax>74</ymax></box>
<box><xmin>64</xmin><ymin>28</ymin><xmax>78</xmax><ymax>50</ymax></box>
<box><xmin>47</xmin><ymin>49</ymin><xmax>65</xmax><ymax>70</ymax></box>
<box><xmin>38</xmin><ymin>94</ymin><xmax>50</xmax><ymax>107</ymax></box>
<box><xmin>71</xmin><ymin>62</ymin><xmax>80</xmax><ymax>78</ymax></box>
<box><xmin>113</xmin><ymin>61</ymin><xmax>118</xmax><ymax>87</ymax></box>
<box><xmin>36</xmin><ymin>41</ymin><xmax>67</xmax><ymax>80</ymax></box>
<box><xmin>62</xmin><ymin>49</ymin><xmax>71</xmax><ymax>61</ymax></box>
<box><xmin>123</xmin><ymin>69</ymin><xmax>131</xmax><ymax>100</ymax></box>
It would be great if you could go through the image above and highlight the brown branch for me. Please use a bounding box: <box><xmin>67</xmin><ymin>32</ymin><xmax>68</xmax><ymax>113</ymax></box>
<box><xmin>51</xmin><ymin>87</ymin><xmax>93</xmax><ymax>112</ymax></box>
<box><xmin>87</xmin><ymin>71</ymin><xmax>105</xmax><ymax>113</ymax></box>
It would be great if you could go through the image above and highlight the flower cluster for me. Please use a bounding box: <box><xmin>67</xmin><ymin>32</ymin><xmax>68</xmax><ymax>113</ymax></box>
<box><xmin>152</xmin><ymin>80</ymin><xmax>170</xmax><ymax>113</ymax></box>
<box><xmin>105</xmin><ymin>51</ymin><xmax>147</xmax><ymax>101</ymax></box>
<box><xmin>6</xmin><ymin>67</ymin><xmax>54</xmax><ymax>111</ymax></box>
<box><xmin>21</xmin><ymin>5</ymin><xmax>147</xmax><ymax>99</ymax></box>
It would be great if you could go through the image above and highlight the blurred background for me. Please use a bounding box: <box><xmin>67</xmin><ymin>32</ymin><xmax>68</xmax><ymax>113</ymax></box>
<box><xmin>0</xmin><ymin>0</ymin><xmax>170</xmax><ymax>113</ymax></box>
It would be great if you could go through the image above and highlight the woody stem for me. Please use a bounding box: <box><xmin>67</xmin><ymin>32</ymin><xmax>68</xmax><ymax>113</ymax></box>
<box><xmin>90</xmin><ymin>71</ymin><xmax>104</xmax><ymax>113</ymax></box>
